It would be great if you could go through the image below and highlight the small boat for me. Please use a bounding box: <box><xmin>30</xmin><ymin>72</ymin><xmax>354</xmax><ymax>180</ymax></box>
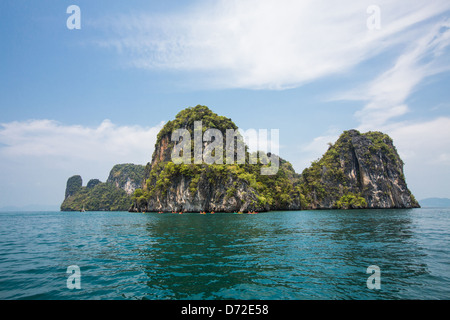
<box><xmin>80</xmin><ymin>206</ymin><xmax>85</xmax><ymax>212</ymax></box>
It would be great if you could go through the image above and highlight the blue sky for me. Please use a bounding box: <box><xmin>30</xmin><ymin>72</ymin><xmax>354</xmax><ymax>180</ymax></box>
<box><xmin>1</xmin><ymin>0</ymin><xmax>450</xmax><ymax>208</ymax></box>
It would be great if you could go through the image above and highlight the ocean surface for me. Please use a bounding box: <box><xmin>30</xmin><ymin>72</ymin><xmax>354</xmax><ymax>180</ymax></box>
<box><xmin>0</xmin><ymin>208</ymin><xmax>448</xmax><ymax>300</ymax></box>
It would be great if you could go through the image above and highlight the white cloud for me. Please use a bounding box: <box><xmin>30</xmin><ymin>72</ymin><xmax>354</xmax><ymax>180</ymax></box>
<box><xmin>0</xmin><ymin>120</ymin><xmax>163</xmax><ymax>207</ymax></box>
<box><xmin>343</xmin><ymin>20</ymin><xmax>450</xmax><ymax>131</ymax></box>
<box><xmin>95</xmin><ymin>0</ymin><xmax>450</xmax><ymax>90</ymax></box>
<box><xmin>386</xmin><ymin>117</ymin><xmax>450</xmax><ymax>199</ymax></box>
<box><xmin>386</xmin><ymin>117</ymin><xmax>450</xmax><ymax>165</ymax></box>
<box><xmin>0</xmin><ymin>119</ymin><xmax>163</xmax><ymax>164</ymax></box>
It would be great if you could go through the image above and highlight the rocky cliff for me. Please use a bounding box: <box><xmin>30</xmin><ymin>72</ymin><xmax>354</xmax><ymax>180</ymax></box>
<box><xmin>131</xmin><ymin>106</ymin><xmax>303</xmax><ymax>212</ymax></box>
<box><xmin>60</xmin><ymin>164</ymin><xmax>145</xmax><ymax>211</ymax></box>
<box><xmin>129</xmin><ymin>105</ymin><xmax>419</xmax><ymax>212</ymax></box>
<box><xmin>132</xmin><ymin>156</ymin><xmax>303</xmax><ymax>213</ymax></box>
<box><xmin>299</xmin><ymin>130</ymin><xmax>419</xmax><ymax>209</ymax></box>
<box><xmin>107</xmin><ymin>164</ymin><xmax>146</xmax><ymax>195</ymax></box>
<box><xmin>64</xmin><ymin>175</ymin><xmax>82</xmax><ymax>199</ymax></box>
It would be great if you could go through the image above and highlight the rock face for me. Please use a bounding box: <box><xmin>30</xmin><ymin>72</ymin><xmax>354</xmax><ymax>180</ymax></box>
<box><xmin>130</xmin><ymin>106</ymin><xmax>303</xmax><ymax>213</ymax></box>
<box><xmin>145</xmin><ymin>168</ymin><xmax>261</xmax><ymax>213</ymax></box>
<box><xmin>299</xmin><ymin>130</ymin><xmax>419</xmax><ymax>209</ymax></box>
<box><xmin>64</xmin><ymin>175</ymin><xmax>82</xmax><ymax>199</ymax></box>
<box><xmin>135</xmin><ymin>158</ymin><xmax>303</xmax><ymax>213</ymax></box>
<box><xmin>60</xmin><ymin>164</ymin><xmax>146</xmax><ymax>211</ymax></box>
<box><xmin>129</xmin><ymin>105</ymin><xmax>419</xmax><ymax>212</ymax></box>
<box><xmin>107</xmin><ymin>164</ymin><xmax>146</xmax><ymax>195</ymax></box>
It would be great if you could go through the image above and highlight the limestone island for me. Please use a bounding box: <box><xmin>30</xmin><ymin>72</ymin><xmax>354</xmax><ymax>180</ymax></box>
<box><xmin>61</xmin><ymin>105</ymin><xmax>419</xmax><ymax>212</ymax></box>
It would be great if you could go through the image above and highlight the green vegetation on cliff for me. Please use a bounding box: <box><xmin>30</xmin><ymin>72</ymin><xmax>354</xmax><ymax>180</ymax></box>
<box><xmin>65</xmin><ymin>175</ymin><xmax>82</xmax><ymax>199</ymax></box>
<box><xmin>131</xmin><ymin>105</ymin><xmax>306</xmax><ymax>212</ymax></box>
<box><xmin>299</xmin><ymin>129</ymin><xmax>419</xmax><ymax>209</ymax></box>
<box><xmin>135</xmin><ymin>157</ymin><xmax>303</xmax><ymax>212</ymax></box>
<box><xmin>107</xmin><ymin>164</ymin><xmax>146</xmax><ymax>188</ymax></box>
<box><xmin>61</xmin><ymin>182</ymin><xmax>132</xmax><ymax>211</ymax></box>
<box><xmin>87</xmin><ymin>179</ymin><xmax>101</xmax><ymax>189</ymax></box>
<box><xmin>151</xmin><ymin>105</ymin><xmax>242</xmax><ymax>168</ymax></box>
<box><xmin>61</xmin><ymin>164</ymin><xmax>146</xmax><ymax>211</ymax></box>
<box><xmin>336</xmin><ymin>193</ymin><xmax>367</xmax><ymax>209</ymax></box>
<box><xmin>156</xmin><ymin>105</ymin><xmax>238</xmax><ymax>145</ymax></box>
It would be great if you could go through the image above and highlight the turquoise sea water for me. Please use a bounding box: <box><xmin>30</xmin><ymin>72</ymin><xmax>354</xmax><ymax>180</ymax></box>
<box><xmin>0</xmin><ymin>209</ymin><xmax>448</xmax><ymax>300</ymax></box>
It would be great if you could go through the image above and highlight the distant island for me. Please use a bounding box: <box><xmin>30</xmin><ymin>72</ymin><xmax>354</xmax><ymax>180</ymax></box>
<box><xmin>61</xmin><ymin>164</ymin><xmax>145</xmax><ymax>211</ymax></box>
<box><xmin>61</xmin><ymin>105</ymin><xmax>419</xmax><ymax>212</ymax></box>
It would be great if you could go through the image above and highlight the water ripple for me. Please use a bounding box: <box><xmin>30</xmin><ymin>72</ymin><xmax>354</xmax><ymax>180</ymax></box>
<box><xmin>0</xmin><ymin>209</ymin><xmax>449</xmax><ymax>299</ymax></box>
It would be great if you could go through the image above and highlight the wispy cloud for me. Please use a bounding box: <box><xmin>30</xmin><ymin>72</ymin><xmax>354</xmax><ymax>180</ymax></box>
<box><xmin>0</xmin><ymin>119</ymin><xmax>163</xmax><ymax>206</ymax></box>
<box><xmin>292</xmin><ymin>5</ymin><xmax>450</xmax><ymax>199</ymax></box>
<box><xmin>94</xmin><ymin>0</ymin><xmax>450</xmax><ymax>90</ymax></box>
<box><xmin>388</xmin><ymin>117</ymin><xmax>450</xmax><ymax>165</ymax></box>
<box><xmin>387</xmin><ymin>117</ymin><xmax>450</xmax><ymax>198</ymax></box>
<box><xmin>0</xmin><ymin>119</ymin><xmax>163</xmax><ymax>165</ymax></box>
<box><xmin>334</xmin><ymin>20</ymin><xmax>450</xmax><ymax>130</ymax></box>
